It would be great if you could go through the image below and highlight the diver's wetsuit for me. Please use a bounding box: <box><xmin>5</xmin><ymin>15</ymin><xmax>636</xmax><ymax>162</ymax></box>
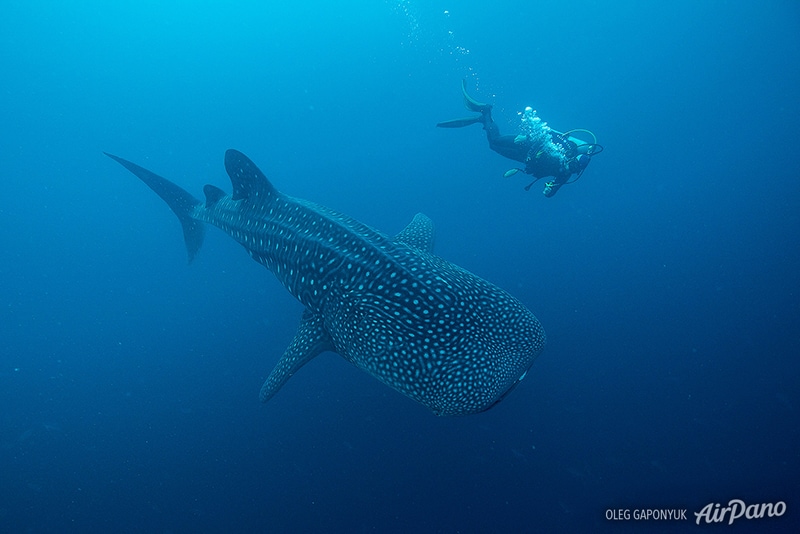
<box><xmin>477</xmin><ymin>107</ymin><xmax>581</xmax><ymax>197</ymax></box>
<box><xmin>478</xmin><ymin>109</ymin><xmax>528</xmax><ymax>162</ymax></box>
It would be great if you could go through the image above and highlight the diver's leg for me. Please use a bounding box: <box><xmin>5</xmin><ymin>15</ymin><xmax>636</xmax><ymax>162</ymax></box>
<box><xmin>440</xmin><ymin>81</ymin><xmax>529</xmax><ymax>164</ymax></box>
<box><xmin>485</xmin><ymin>117</ymin><xmax>529</xmax><ymax>163</ymax></box>
<box><xmin>481</xmin><ymin>110</ymin><xmax>500</xmax><ymax>142</ymax></box>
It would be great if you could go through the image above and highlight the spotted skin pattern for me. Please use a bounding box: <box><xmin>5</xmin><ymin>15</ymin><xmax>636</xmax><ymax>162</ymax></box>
<box><xmin>106</xmin><ymin>149</ymin><xmax>545</xmax><ymax>415</ymax></box>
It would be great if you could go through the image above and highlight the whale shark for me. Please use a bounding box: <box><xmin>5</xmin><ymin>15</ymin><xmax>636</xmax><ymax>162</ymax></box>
<box><xmin>106</xmin><ymin>150</ymin><xmax>545</xmax><ymax>415</ymax></box>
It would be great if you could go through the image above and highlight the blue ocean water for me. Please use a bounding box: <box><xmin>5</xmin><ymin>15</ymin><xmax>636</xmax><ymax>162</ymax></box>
<box><xmin>1</xmin><ymin>0</ymin><xmax>798</xmax><ymax>532</ymax></box>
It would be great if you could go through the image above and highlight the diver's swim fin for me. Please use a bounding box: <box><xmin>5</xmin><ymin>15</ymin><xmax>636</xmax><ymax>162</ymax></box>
<box><xmin>437</xmin><ymin>80</ymin><xmax>491</xmax><ymax>128</ymax></box>
<box><xmin>436</xmin><ymin>116</ymin><xmax>484</xmax><ymax>128</ymax></box>
<box><xmin>462</xmin><ymin>79</ymin><xmax>490</xmax><ymax>112</ymax></box>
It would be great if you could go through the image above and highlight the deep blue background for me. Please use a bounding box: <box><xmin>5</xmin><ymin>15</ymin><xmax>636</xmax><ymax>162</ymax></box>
<box><xmin>1</xmin><ymin>1</ymin><xmax>798</xmax><ymax>532</ymax></box>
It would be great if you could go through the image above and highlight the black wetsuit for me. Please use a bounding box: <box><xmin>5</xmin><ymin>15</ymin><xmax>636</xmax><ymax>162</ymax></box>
<box><xmin>480</xmin><ymin>108</ymin><xmax>581</xmax><ymax>197</ymax></box>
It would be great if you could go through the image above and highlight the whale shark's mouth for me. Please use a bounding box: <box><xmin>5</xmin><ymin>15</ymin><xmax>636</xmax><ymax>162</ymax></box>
<box><xmin>482</xmin><ymin>370</ymin><xmax>529</xmax><ymax>413</ymax></box>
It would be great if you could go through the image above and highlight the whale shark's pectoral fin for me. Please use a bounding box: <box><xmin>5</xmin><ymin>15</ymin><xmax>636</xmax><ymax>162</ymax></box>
<box><xmin>259</xmin><ymin>309</ymin><xmax>334</xmax><ymax>403</ymax></box>
<box><xmin>393</xmin><ymin>213</ymin><xmax>435</xmax><ymax>253</ymax></box>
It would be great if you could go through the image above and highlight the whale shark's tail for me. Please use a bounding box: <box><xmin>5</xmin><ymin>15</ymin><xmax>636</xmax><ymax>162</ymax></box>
<box><xmin>105</xmin><ymin>152</ymin><xmax>205</xmax><ymax>263</ymax></box>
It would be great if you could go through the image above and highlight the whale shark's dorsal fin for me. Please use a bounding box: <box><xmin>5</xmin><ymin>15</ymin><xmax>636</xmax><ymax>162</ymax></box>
<box><xmin>394</xmin><ymin>213</ymin><xmax>435</xmax><ymax>253</ymax></box>
<box><xmin>224</xmin><ymin>149</ymin><xmax>279</xmax><ymax>201</ymax></box>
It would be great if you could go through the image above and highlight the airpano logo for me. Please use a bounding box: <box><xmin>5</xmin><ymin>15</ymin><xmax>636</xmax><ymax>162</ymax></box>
<box><xmin>605</xmin><ymin>499</ymin><xmax>789</xmax><ymax>526</ymax></box>
<box><xmin>694</xmin><ymin>499</ymin><xmax>787</xmax><ymax>525</ymax></box>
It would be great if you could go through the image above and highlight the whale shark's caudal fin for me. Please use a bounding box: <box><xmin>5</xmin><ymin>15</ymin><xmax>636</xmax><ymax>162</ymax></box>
<box><xmin>104</xmin><ymin>152</ymin><xmax>205</xmax><ymax>263</ymax></box>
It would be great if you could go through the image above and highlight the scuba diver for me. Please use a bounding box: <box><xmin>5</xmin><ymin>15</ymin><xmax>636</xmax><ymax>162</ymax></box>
<box><xmin>437</xmin><ymin>80</ymin><xmax>603</xmax><ymax>197</ymax></box>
